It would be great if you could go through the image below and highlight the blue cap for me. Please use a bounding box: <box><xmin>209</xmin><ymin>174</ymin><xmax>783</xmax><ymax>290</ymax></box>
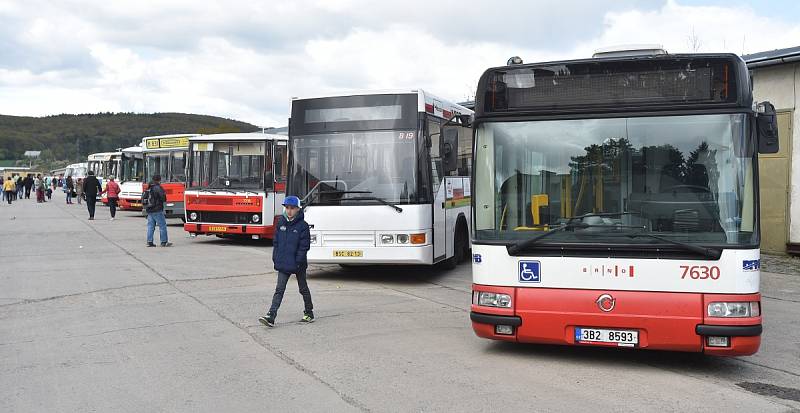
<box><xmin>282</xmin><ymin>196</ymin><xmax>301</xmax><ymax>208</ymax></box>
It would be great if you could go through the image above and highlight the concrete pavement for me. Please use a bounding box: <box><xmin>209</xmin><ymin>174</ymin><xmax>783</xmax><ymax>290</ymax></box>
<box><xmin>1</xmin><ymin>198</ymin><xmax>799</xmax><ymax>412</ymax></box>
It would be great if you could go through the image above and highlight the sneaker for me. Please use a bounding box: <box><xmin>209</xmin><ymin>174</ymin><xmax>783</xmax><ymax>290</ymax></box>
<box><xmin>160</xmin><ymin>242</ymin><xmax>173</xmax><ymax>247</ymax></box>
<box><xmin>258</xmin><ymin>314</ymin><xmax>275</xmax><ymax>327</ymax></box>
<box><xmin>146</xmin><ymin>243</ymin><xmax>156</xmax><ymax>247</ymax></box>
<box><xmin>301</xmin><ymin>312</ymin><xmax>315</xmax><ymax>323</ymax></box>
<box><xmin>110</xmin><ymin>217</ymin><xmax>115</xmax><ymax>221</ymax></box>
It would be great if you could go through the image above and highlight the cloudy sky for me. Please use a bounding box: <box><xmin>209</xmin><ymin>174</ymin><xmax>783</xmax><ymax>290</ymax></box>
<box><xmin>1</xmin><ymin>0</ymin><xmax>799</xmax><ymax>127</ymax></box>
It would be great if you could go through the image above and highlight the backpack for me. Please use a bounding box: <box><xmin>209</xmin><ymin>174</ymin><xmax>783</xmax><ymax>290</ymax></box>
<box><xmin>142</xmin><ymin>187</ymin><xmax>158</xmax><ymax>208</ymax></box>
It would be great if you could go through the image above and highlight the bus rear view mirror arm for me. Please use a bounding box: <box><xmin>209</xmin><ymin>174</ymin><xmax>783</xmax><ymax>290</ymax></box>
<box><xmin>756</xmin><ymin>101</ymin><xmax>779</xmax><ymax>154</ymax></box>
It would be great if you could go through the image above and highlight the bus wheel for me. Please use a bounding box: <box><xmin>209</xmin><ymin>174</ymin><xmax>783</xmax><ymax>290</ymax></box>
<box><xmin>441</xmin><ymin>222</ymin><xmax>467</xmax><ymax>270</ymax></box>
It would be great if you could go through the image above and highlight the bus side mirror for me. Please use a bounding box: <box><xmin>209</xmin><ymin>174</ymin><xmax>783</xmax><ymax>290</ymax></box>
<box><xmin>441</xmin><ymin>127</ymin><xmax>459</xmax><ymax>174</ymax></box>
<box><xmin>757</xmin><ymin>101</ymin><xmax>779</xmax><ymax>154</ymax></box>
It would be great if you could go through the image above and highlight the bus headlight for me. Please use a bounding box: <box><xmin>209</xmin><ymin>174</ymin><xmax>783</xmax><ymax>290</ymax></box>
<box><xmin>707</xmin><ymin>302</ymin><xmax>760</xmax><ymax>317</ymax></box>
<box><xmin>396</xmin><ymin>234</ymin><xmax>409</xmax><ymax>244</ymax></box>
<box><xmin>473</xmin><ymin>291</ymin><xmax>512</xmax><ymax>308</ymax></box>
<box><xmin>251</xmin><ymin>214</ymin><xmax>261</xmax><ymax>223</ymax></box>
<box><xmin>380</xmin><ymin>234</ymin><xmax>394</xmax><ymax>244</ymax></box>
<box><xmin>310</xmin><ymin>234</ymin><xmax>318</xmax><ymax>245</ymax></box>
<box><xmin>188</xmin><ymin>212</ymin><xmax>198</xmax><ymax>221</ymax></box>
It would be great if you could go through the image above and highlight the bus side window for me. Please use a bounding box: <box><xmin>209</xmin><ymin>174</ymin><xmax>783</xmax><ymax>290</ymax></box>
<box><xmin>274</xmin><ymin>143</ymin><xmax>288</xmax><ymax>192</ymax></box>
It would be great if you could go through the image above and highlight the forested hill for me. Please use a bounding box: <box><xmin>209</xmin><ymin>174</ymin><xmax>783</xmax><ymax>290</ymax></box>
<box><xmin>0</xmin><ymin>112</ymin><xmax>262</xmax><ymax>164</ymax></box>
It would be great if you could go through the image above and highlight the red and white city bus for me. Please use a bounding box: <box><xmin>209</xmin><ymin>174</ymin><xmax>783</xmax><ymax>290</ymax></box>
<box><xmin>184</xmin><ymin>133</ymin><xmax>289</xmax><ymax>239</ymax></box>
<box><xmin>469</xmin><ymin>50</ymin><xmax>779</xmax><ymax>356</ymax></box>
<box><xmin>142</xmin><ymin>134</ymin><xmax>198</xmax><ymax>219</ymax></box>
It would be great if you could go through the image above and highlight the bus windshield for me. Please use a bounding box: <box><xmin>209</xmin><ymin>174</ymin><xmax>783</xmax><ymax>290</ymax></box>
<box><xmin>145</xmin><ymin>153</ymin><xmax>170</xmax><ymax>183</ymax></box>
<box><xmin>65</xmin><ymin>165</ymin><xmax>87</xmax><ymax>178</ymax></box>
<box><xmin>291</xmin><ymin>130</ymin><xmax>419</xmax><ymax>204</ymax></box>
<box><xmin>122</xmin><ymin>156</ymin><xmax>143</xmax><ymax>182</ymax></box>
<box><xmin>190</xmin><ymin>142</ymin><xmax>265</xmax><ymax>189</ymax></box>
<box><xmin>473</xmin><ymin>113</ymin><xmax>756</xmax><ymax>247</ymax></box>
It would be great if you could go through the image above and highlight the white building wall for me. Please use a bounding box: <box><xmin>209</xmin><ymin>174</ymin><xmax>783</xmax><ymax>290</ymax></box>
<box><xmin>751</xmin><ymin>63</ymin><xmax>800</xmax><ymax>243</ymax></box>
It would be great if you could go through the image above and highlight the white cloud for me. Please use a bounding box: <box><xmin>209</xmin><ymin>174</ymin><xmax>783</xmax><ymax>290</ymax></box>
<box><xmin>0</xmin><ymin>0</ymin><xmax>798</xmax><ymax>126</ymax></box>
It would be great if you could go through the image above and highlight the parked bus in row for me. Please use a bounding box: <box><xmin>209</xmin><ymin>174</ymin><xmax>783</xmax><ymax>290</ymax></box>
<box><xmin>142</xmin><ymin>134</ymin><xmax>198</xmax><ymax>219</ymax></box>
<box><xmin>184</xmin><ymin>132</ymin><xmax>289</xmax><ymax>240</ymax></box>
<box><xmin>87</xmin><ymin>151</ymin><xmax>122</xmax><ymax>203</ymax></box>
<box><xmin>63</xmin><ymin>163</ymin><xmax>88</xmax><ymax>191</ymax></box>
<box><xmin>287</xmin><ymin>90</ymin><xmax>473</xmax><ymax>267</ymax></box>
<box><xmin>118</xmin><ymin>144</ymin><xmax>144</xmax><ymax>210</ymax></box>
<box><xmin>468</xmin><ymin>50</ymin><xmax>779</xmax><ymax>356</ymax></box>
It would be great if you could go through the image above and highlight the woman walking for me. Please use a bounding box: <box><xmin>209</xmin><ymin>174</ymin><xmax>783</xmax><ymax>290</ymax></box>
<box><xmin>102</xmin><ymin>176</ymin><xmax>121</xmax><ymax>220</ymax></box>
<box><xmin>3</xmin><ymin>177</ymin><xmax>16</xmax><ymax>204</ymax></box>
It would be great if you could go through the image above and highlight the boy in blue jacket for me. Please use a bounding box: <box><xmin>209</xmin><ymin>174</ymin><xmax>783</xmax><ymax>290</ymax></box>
<box><xmin>259</xmin><ymin>196</ymin><xmax>313</xmax><ymax>327</ymax></box>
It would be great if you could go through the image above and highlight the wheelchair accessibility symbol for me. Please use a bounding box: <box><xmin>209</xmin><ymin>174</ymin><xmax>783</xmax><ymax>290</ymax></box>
<box><xmin>518</xmin><ymin>261</ymin><xmax>541</xmax><ymax>283</ymax></box>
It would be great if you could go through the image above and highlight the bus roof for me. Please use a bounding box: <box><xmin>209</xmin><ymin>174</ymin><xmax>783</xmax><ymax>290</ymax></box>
<box><xmin>189</xmin><ymin>132</ymin><xmax>288</xmax><ymax>142</ymax></box>
<box><xmin>121</xmin><ymin>145</ymin><xmax>143</xmax><ymax>154</ymax></box>
<box><xmin>475</xmin><ymin>53</ymin><xmax>751</xmax><ymax>118</ymax></box>
<box><xmin>291</xmin><ymin>89</ymin><xmax>473</xmax><ymax>119</ymax></box>
<box><xmin>87</xmin><ymin>152</ymin><xmax>121</xmax><ymax>161</ymax></box>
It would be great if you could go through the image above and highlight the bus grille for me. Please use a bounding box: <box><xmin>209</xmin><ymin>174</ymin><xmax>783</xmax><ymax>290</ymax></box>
<box><xmin>322</xmin><ymin>232</ymin><xmax>375</xmax><ymax>247</ymax></box>
<box><xmin>196</xmin><ymin>211</ymin><xmax>258</xmax><ymax>225</ymax></box>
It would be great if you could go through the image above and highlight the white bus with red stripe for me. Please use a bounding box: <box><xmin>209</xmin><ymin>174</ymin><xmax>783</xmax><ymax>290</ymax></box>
<box><xmin>183</xmin><ymin>132</ymin><xmax>288</xmax><ymax>240</ymax></box>
<box><xmin>469</xmin><ymin>52</ymin><xmax>779</xmax><ymax>356</ymax></box>
<box><xmin>288</xmin><ymin>90</ymin><xmax>473</xmax><ymax>266</ymax></box>
<box><xmin>118</xmin><ymin>144</ymin><xmax>144</xmax><ymax>210</ymax></box>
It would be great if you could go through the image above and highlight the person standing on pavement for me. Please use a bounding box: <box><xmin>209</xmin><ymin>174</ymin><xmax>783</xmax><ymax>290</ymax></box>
<box><xmin>65</xmin><ymin>175</ymin><xmax>74</xmax><ymax>204</ymax></box>
<box><xmin>16</xmin><ymin>176</ymin><xmax>23</xmax><ymax>200</ymax></box>
<box><xmin>23</xmin><ymin>174</ymin><xmax>33</xmax><ymax>199</ymax></box>
<box><xmin>144</xmin><ymin>175</ymin><xmax>171</xmax><ymax>247</ymax></box>
<box><xmin>101</xmin><ymin>176</ymin><xmax>121</xmax><ymax>220</ymax></box>
<box><xmin>75</xmin><ymin>178</ymin><xmax>84</xmax><ymax>205</ymax></box>
<box><xmin>34</xmin><ymin>174</ymin><xmax>44</xmax><ymax>203</ymax></box>
<box><xmin>259</xmin><ymin>196</ymin><xmax>314</xmax><ymax>327</ymax></box>
<box><xmin>82</xmin><ymin>171</ymin><xmax>102</xmax><ymax>220</ymax></box>
<box><xmin>3</xmin><ymin>177</ymin><xmax>16</xmax><ymax>204</ymax></box>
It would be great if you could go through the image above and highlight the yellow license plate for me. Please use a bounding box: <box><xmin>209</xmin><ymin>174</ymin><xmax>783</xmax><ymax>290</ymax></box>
<box><xmin>131</xmin><ymin>203</ymin><xmax>142</xmax><ymax>207</ymax></box>
<box><xmin>208</xmin><ymin>226</ymin><xmax>227</xmax><ymax>232</ymax></box>
<box><xmin>333</xmin><ymin>250</ymin><xmax>363</xmax><ymax>257</ymax></box>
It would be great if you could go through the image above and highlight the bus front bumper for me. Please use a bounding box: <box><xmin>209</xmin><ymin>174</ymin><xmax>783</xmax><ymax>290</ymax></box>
<box><xmin>164</xmin><ymin>202</ymin><xmax>184</xmax><ymax>219</ymax></box>
<box><xmin>118</xmin><ymin>197</ymin><xmax>142</xmax><ymax>210</ymax></box>
<box><xmin>470</xmin><ymin>285</ymin><xmax>762</xmax><ymax>356</ymax></box>
<box><xmin>308</xmin><ymin>245</ymin><xmax>433</xmax><ymax>265</ymax></box>
<box><xmin>184</xmin><ymin>223</ymin><xmax>275</xmax><ymax>239</ymax></box>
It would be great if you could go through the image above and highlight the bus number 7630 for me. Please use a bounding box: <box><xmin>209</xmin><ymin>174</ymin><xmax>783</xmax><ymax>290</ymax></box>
<box><xmin>680</xmin><ymin>265</ymin><xmax>720</xmax><ymax>280</ymax></box>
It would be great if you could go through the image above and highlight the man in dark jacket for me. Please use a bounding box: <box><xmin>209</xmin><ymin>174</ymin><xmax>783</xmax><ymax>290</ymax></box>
<box><xmin>23</xmin><ymin>175</ymin><xmax>33</xmax><ymax>199</ymax></box>
<box><xmin>82</xmin><ymin>170</ymin><xmax>103</xmax><ymax>220</ymax></box>
<box><xmin>144</xmin><ymin>175</ymin><xmax>170</xmax><ymax>247</ymax></box>
<box><xmin>259</xmin><ymin>196</ymin><xmax>313</xmax><ymax>327</ymax></box>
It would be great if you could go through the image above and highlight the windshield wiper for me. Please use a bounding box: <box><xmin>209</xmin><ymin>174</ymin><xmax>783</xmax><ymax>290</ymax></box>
<box><xmin>344</xmin><ymin>196</ymin><xmax>403</xmax><ymax>213</ymax></box>
<box><xmin>623</xmin><ymin>232</ymin><xmax>720</xmax><ymax>259</ymax></box>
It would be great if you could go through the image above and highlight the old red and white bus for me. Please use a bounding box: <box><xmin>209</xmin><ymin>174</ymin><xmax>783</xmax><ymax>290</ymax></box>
<box><xmin>184</xmin><ymin>132</ymin><xmax>289</xmax><ymax>240</ymax></box>
<box><xmin>141</xmin><ymin>134</ymin><xmax>198</xmax><ymax>219</ymax></box>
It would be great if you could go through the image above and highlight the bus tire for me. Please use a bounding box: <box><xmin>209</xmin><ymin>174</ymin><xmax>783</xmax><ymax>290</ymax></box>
<box><xmin>441</xmin><ymin>221</ymin><xmax>468</xmax><ymax>270</ymax></box>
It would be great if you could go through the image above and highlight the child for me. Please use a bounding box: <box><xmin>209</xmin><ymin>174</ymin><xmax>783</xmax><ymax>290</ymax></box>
<box><xmin>259</xmin><ymin>196</ymin><xmax>313</xmax><ymax>327</ymax></box>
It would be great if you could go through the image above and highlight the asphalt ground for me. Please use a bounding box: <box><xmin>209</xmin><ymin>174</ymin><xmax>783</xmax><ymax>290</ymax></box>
<box><xmin>1</xmin><ymin>197</ymin><xmax>799</xmax><ymax>412</ymax></box>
